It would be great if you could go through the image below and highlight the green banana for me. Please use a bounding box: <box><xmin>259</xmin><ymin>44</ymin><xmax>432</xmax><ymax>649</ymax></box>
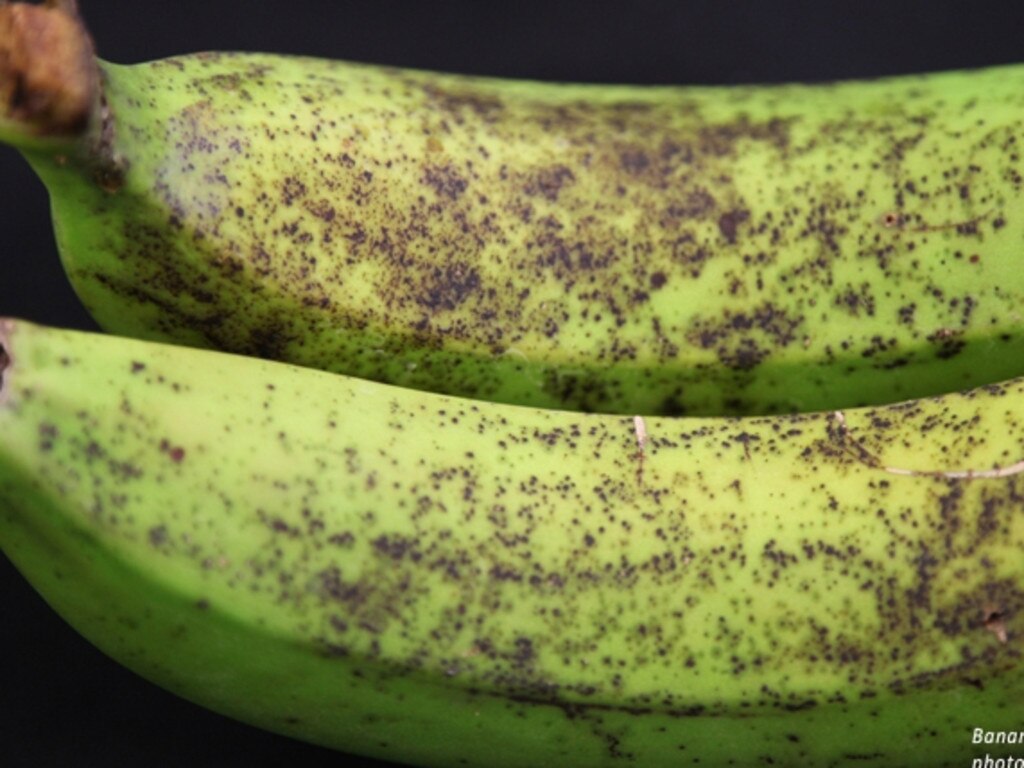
<box><xmin>1</xmin><ymin>317</ymin><xmax>1020</xmax><ymax>767</ymax></box>
<box><xmin>6</xmin><ymin>3</ymin><xmax>1024</xmax><ymax>415</ymax></box>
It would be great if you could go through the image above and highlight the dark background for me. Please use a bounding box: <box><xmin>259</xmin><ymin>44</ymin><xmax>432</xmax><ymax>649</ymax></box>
<box><xmin>2</xmin><ymin>1</ymin><xmax>1023</xmax><ymax>765</ymax></box>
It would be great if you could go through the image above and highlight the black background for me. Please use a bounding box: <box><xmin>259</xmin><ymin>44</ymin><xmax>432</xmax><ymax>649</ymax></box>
<box><xmin>3</xmin><ymin>1</ymin><xmax>1023</xmax><ymax>765</ymax></box>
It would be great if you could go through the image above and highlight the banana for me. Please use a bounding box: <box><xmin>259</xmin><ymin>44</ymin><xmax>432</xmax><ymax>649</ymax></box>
<box><xmin>5</xmin><ymin>3</ymin><xmax>1024</xmax><ymax>415</ymax></box>
<box><xmin>0</xmin><ymin>317</ymin><xmax>1021</xmax><ymax>767</ymax></box>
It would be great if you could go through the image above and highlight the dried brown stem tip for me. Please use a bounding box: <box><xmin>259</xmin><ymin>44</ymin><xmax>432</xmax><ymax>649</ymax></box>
<box><xmin>0</xmin><ymin>0</ymin><xmax>97</xmax><ymax>136</ymax></box>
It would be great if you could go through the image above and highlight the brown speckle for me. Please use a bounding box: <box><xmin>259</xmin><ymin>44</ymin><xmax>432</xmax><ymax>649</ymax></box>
<box><xmin>717</xmin><ymin>209</ymin><xmax>749</xmax><ymax>244</ymax></box>
<box><xmin>423</xmin><ymin>164</ymin><xmax>468</xmax><ymax>200</ymax></box>
<box><xmin>159</xmin><ymin>438</ymin><xmax>186</xmax><ymax>463</ymax></box>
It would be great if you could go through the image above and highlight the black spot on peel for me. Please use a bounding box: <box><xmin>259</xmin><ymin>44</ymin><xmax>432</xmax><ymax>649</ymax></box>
<box><xmin>619</xmin><ymin>149</ymin><xmax>650</xmax><ymax>174</ymax></box>
<box><xmin>541</xmin><ymin>369</ymin><xmax>617</xmax><ymax>413</ymax></box>
<box><xmin>422</xmin><ymin>83</ymin><xmax>505</xmax><ymax>123</ymax></box>
<box><xmin>414</xmin><ymin>262</ymin><xmax>482</xmax><ymax>312</ymax></box>
<box><xmin>897</xmin><ymin>304</ymin><xmax>917</xmax><ymax>326</ymax></box>
<box><xmin>687</xmin><ymin>303</ymin><xmax>804</xmax><ymax>371</ymax></box>
<box><xmin>927</xmin><ymin>329</ymin><xmax>967</xmax><ymax>360</ymax></box>
<box><xmin>260</xmin><ymin>509</ymin><xmax>301</xmax><ymax>537</ymax></box>
<box><xmin>281</xmin><ymin>176</ymin><xmax>307</xmax><ymax>205</ymax></box>
<box><xmin>158</xmin><ymin>438</ymin><xmax>185</xmax><ymax>463</ymax></box>
<box><xmin>305</xmin><ymin>198</ymin><xmax>336</xmax><ymax>222</ymax></box>
<box><xmin>835</xmin><ymin>283</ymin><xmax>877</xmax><ymax>318</ymax></box>
<box><xmin>699</xmin><ymin>115</ymin><xmax>794</xmax><ymax>156</ymax></box>
<box><xmin>523</xmin><ymin>165</ymin><xmax>575</xmax><ymax>202</ymax></box>
<box><xmin>717</xmin><ymin>209</ymin><xmax>749</xmax><ymax>244</ymax></box>
<box><xmin>38</xmin><ymin>422</ymin><xmax>58</xmax><ymax>451</ymax></box>
<box><xmin>315</xmin><ymin>566</ymin><xmax>371</xmax><ymax>608</ymax></box>
<box><xmin>667</xmin><ymin>232</ymin><xmax>710</xmax><ymax>277</ymax></box>
<box><xmin>422</xmin><ymin>164</ymin><xmax>468</xmax><ymax>200</ymax></box>
<box><xmin>148</xmin><ymin>525</ymin><xmax>168</xmax><ymax>547</ymax></box>
<box><xmin>328</xmin><ymin>531</ymin><xmax>356</xmax><ymax>547</ymax></box>
<box><xmin>661</xmin><ymin>188</ymin><xmax>717</xmax><ymax>225</ymax></box>
<box><xmin>372</xmin><ymin>534</ymin><xmax>422</xmax><ymax>561</ymax></box>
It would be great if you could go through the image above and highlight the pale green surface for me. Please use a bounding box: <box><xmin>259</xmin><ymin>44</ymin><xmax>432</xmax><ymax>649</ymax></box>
<box><xmin>0</xmin><ymin>319</ymin><xmax>1021</xmax><ymax>766</ymax></box>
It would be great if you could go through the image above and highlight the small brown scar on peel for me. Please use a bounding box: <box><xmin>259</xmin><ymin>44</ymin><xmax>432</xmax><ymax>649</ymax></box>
<box><xmin>983</xmin><ymin>605</ymin><xmax>1009</xmax><ymax>644</ymax></box>
<box><xmin>879</xmin><ymin>211</ymin><xmax>905</xmax><ymax>228</ymax></box>
<box><xmin>830</xmin><ymin>410</ymin><xmax>1024</xmax><ymax>479</ymax></box>
<box><xmin>633</xmin><ymin>415</ymin><xmax>648</xmax><ymax>452</ymax></box>
<box><xmin>633</xmin><ymin>415</ymin><xmax>647</xmax><ymax>486</ymax></box>
<box><xmin>882</xmin><ymin>458</ymin><xmax>1024</xmax><ymax>479</ymax></box>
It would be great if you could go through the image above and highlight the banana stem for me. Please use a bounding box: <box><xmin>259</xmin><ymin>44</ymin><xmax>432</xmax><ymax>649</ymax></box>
<box><xmin>1</xmin><ymin>1</ymin><xmax>124</xmax><ymax>189</ymax></box>
<box><xmin>0</xmin><ymin>0</ymin><xmax>98</xmax><ymax>149</ymax></box>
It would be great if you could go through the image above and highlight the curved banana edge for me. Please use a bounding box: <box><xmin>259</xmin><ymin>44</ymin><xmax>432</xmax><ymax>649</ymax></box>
<box><xmin>0</xmin><ymin>318</ymin><xmax>1021</xmax><ymax>766</ymax></box>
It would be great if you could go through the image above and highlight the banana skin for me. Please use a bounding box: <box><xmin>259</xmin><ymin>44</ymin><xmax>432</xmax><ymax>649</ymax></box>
<box><xmin>5</xmin><ymin>3</ymin><xmax>1024</xmax><ymax>414</ymax></box>
<box><xmin>0</xmin><ymin>318</ymin><xmax>1020</xmax><ymax>766</ymax></box>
